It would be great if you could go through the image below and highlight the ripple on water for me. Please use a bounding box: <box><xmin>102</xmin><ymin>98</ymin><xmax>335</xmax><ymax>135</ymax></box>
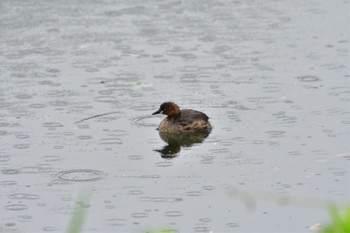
<box><xmin>94</xmin><ymin>95</ymin><xmax>117</xmax><ymax>103</ymax></box>
<box><xmin>8</xmin><ymin>193</ymin><xmax>40</xmax><ymax>200</ymax></box>
<box><xmin>128</xmin><ymin>190</ymin><xmax>143</xmax><ymax>195</ymax></box>
<box><xmin>5</xmin><ymin>223</ymin><xmax>16</xmax><ymax>227</ymax></box>
<box><xmin>18</xmin><ymin>215</ymin><xmax>32</xmax><ymax>220</ymax></box>
<box><xmin>99</xmin><ymin>137</ymin><xmax>122</xmax><ymax>145</ymax></box>
<box><xmin>5</xmin><ymin>204</ymin><xmax>28</xmax><ymax>211</ymax></box>
<box><xmin>265</xmin><ymin>130</ymin><xmax>286</xmax><ymax>138</ymax></box>
<box><xmin>289</xmin><ymin>151</ymin><xmax>302</xmax><ymax>156</ymax></box>
<box><xmin>271</xmin><ymin>111</ymin><xmax>297</xmax><ymax>125</ymax></box>
<box><xmin>105</xmin><ymin>204</ymin><xmax>115</xmax><ymax>209</ymax></box>
<box><xmin>0</xmin><ymin>155</ymin><xmax>10</xmax><ymax>163</ymax></box>
<box><xmin>20</xmin><ymin>166</ymin><xmax>41</xmax><ymax>174</ymax></box>
<box><xmin>186</xmin><ymin>191</ymin><xmax>203</xmax><ymax>197</ymax></box>
<box><xmin>199</xmin><ymin>218</ymin><xmax>212</xmax><ymax>223</ymax></box>
<box><xmin>124</xmin><ymin>174</ymin><xmax>160</xmax><ymax>179</ymax></box>
<box><xmin>15</xmin><ymin>134</ymin><xmax>30</xmax><ymax>139</ymax></box>
<box><xmin>11</xmin><ymin>73</ymin><xmax>26</xmax><ymax>78</ymax></box>
<box><xmin>2</xmin><ymin>169</ymin><xmax>20</xmax><ymax>175</ymax></box>
<box><xmin>295</xmin><ymin>75</ymin><xmax>321</xmax><ymax>82</ymax></box>
<box><xmin>42</xmin><ymin>226</ymin><xmax>58</xmax><ymax>232</ymax></box>
<box><xmin>56</xmin><ymin>169</ymin><xmax>106</xmax><ymax>182</ymax></box>
<box><xmin>194</xmin><ymin>226</ymin><xmax>212</xmax><ymax>233</ymax></box>
<box><xmin>202</xmin><ymin>186</ymin><xmax>215</xmax><ymax>191</ymax></box>
<box><xmin>14</xmin><ymin>144</ymin><xmax>30</xmax><ymax>149</ymax></box>
<box><xmin>42</xmin><ymin>122</ymin><xmax>63</xmax><ymax>129</ymax></box>
<box><xmin>336</xmin><ymin>152</ymin><xmax>350</xmax><ymax>160</ymax></box>
<box><xmin>107</xmin><ymin>218</ymin><xmax>127</xmax><ymax>226</ymax></box>
<box><xmin>42</xmin><ymin>155</ymin><xmax>62</xmax><ymax>162</ymax></box>
<box><xmin>130</xmin><ymin>115</ymin><xmax>159</xmax><ymax>128</ymax></box>
<box><xmin>46</xmin><ymin>68</ymin><xmax>60</xmax><ymax>74</ymax></box>
<box><xmin>139</xmin><ymin>197</ymin><xmax>183</xmax><ymax>203</ymax></box>
<box><xmin>128</xmin><ymin>154</ymin><xmax>143</xmax><ymax>160</ymax></box>
<box><xmin>15</xmin><ymin>93</ymin><xmax>33</xmax><ymax>99</ymax></box>
<box><xmin>0</xmin><ymin>130</ymin><xmax>7</xmax><ymax>136</ymax></box>
<box><xmin>81</xmin><ymin>66</ymin><xmax>98</xmax><ymax>72</ymax></box>
<box><xmin>48</xmin><ymin>178</ymin><xmax>70</xmax><ymax>186</ymax></box>
<box><xmin>97</xmin><ymin>89</ymin><xmax>115</xmax><ymax>95</ymax></box>
<box><xmin>164</xmin><ymin>211</ymin><xmax>183</xmax><ymax>217</ymax></box>
<box><xmin>155</xmin><ymin>161</ymin><xmax>173</xmax><ymax>167</ymax></box>
<box><xmin>78</xmin><ymin>135</ymin><xmax>92</xmax><ymax>140</ymax></box>
<box><xmin>153</xmin><ymin>74</ymin><xmax>174</xmax><ymax>80</ymax></box>
<box><xmin>77</xmin><ymin>124</ymin><xmax>90</xmax><ymax>129</ymax></box>
<box><xmin>226</xmin><ymin>222</ymin><xmax>239</xmax><ymax>228</ymax></box>
<box><xmin>131</xmin><ymin>212</ymin><xmax>148</xmax><ymax>218</ymax></box>
<box><xmin>201</xmin><ymin>155</ymin><xmax>214</xmax><ymax>164</ymax></box>
<box><xmin>329</xmin><ymin>86</ymin><xmax>350</xmax><ymax>97</ymax></box>
<box><xmin>1</xmin><ymin>180</ymin><xmax>17</xmax><ymax>186</ymax></box>
<box><xmin>28</xmin><ymin>103</ymin><xmax>47</xmax><ymax>109</ymax></box>
<box><xmin>49</xmin><ymin>101</ymin><xmax>69</xmax><ymax>107</ymax></box>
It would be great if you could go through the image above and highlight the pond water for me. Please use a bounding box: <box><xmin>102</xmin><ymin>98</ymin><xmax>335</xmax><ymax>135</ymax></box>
<box><xmin>1</xmin><ymin>0</ymin><xmax>349</xmax><ymax>232</ymax></box>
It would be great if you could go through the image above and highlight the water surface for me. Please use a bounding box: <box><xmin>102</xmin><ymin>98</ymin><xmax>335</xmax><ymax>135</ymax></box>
<box><xmin>0</xmin><ymin>0</ymin><xmax>349</xmax><ymax>232</ymax></box>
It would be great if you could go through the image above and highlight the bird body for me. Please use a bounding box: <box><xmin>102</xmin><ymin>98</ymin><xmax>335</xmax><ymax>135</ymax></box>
<box><xmin>153</xmin><ymin>102</ymin><xmax>212</xmax><ymax>133</ymax></box>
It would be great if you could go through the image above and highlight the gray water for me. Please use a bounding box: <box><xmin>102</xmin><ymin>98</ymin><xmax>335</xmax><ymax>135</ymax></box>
<box><xmin>1</xmin><ymin>0</ymin><xmax>349</xmax><ymax>232</ymax></box>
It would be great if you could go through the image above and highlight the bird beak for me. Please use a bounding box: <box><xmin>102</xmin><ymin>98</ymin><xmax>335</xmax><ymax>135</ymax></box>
<box><xmin>152</xmin><ymin>109</ymin><xmax>162</xmax><ymax>115</ymax></box>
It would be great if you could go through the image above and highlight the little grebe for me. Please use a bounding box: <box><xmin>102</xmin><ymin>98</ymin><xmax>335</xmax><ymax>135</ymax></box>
<box><xmin>152</xmin><ymin>102</ymin><xmax>212</xmax><ymax>133</ymax></box>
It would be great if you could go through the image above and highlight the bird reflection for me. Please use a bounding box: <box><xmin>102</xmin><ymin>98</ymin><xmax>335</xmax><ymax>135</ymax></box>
<box><xmin>154</xmin><ymin>130</ymin><xmax>211</xmax><ymax>159</ymax></box>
